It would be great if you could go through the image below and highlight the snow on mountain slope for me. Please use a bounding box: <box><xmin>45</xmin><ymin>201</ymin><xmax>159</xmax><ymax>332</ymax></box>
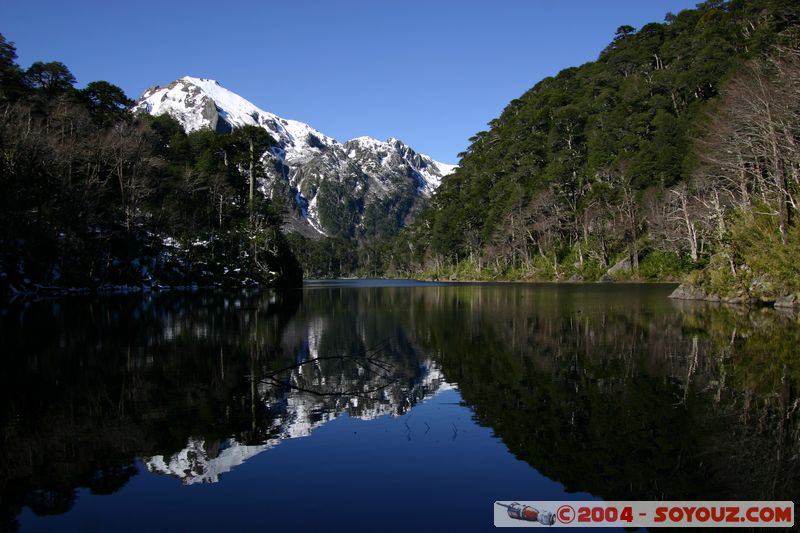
<box><xmin>135</xmin><ymin>76</ymin><xmax>336</xmax><ymax>165</ymax></box>
<box><xmin>348</xmin><ymin>136</ymin><xmax>452</xmax><ymax>195</ymax></box>
<box><xmin>134</xmin><ymin>77</ymin><xmax>456</xmax><ymax>237</ymax></box>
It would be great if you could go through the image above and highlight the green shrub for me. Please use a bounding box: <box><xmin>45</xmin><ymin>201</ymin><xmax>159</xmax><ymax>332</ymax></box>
<box><xmin>639</xmin><ymin>250</ymin><xmax>693</xmax><ymax>280</ymax></box>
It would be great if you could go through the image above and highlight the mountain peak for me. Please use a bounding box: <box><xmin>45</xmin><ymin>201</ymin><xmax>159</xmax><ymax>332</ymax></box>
<box><xmin>133</xmin><ymin>77</ymin><xmax>456</xmax><ymax>238</ymax></box>
<box><xmin>180</xmin><ymin>75</ymin><xmax>219</xmax><ymax>85</ymax></box>
<box><xmin>134</xmin><ymin>76</ymin><xmax>338</xmax><ymax>163</ymax></box>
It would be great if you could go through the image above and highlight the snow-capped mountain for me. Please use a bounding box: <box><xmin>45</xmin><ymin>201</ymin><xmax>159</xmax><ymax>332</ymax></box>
<box><xmin>134</xmin><ymin>76</ymin><xmax>456</xmax><ymax>238</ymax></box>
<box><xmin>144</xmin><ymin>358</ymin><xmax>452</xmax><ymax>485</ymax></box>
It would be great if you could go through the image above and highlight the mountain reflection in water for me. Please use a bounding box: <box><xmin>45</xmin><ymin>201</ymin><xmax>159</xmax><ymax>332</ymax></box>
<box><xmin>1</xmin><ymin>282</ymin><xmax>798</xmax><ymax>531</ymax></box>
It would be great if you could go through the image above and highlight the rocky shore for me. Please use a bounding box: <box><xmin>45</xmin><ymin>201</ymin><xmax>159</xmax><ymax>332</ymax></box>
<box><xmin>669</xmin><ymin>283</ymin><xmax>799</xmax><ymax>309</ymax></box>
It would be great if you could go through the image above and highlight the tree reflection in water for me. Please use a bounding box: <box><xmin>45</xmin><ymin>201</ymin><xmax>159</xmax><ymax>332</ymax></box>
<box><xmin>1</xmin><ymin>284</ymin><xmax>798</xmax><ymax>530</ymax></box>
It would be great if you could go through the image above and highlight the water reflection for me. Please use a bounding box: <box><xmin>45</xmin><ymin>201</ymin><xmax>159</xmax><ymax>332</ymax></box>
<box><xmin>0</xmin><ymin>288</ymin><xmax>451</xmax><ymax>527</ymax></box>
<box><xmin>402</xmin><ymin>285</ymin><xmax>800</xmax><ymax>503</ymax></box>
<box><xmin>1</xmin><ymin>284</ymin><xmax>799</xmax><ymax>530</ymax></box>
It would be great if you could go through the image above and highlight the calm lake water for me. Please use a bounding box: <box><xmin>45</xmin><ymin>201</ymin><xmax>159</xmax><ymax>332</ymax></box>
<box><xmin>1</xmin><ymin>281</ymin><xmax>799</xmax><ymax>531</ymax></box>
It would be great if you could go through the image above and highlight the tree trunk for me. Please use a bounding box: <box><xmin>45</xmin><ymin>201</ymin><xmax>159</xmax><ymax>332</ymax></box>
<box><xmin>679</xmin><ymin>190</ymin><xmax>698</xmax><ymax>261</ymax></box>
<box><xmin>249</xmin><ymin>138</ymin><xmax>255</xmax><ymax>224</ymax></box>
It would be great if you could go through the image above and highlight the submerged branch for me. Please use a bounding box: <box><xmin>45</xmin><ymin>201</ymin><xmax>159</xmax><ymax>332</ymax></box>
<box><xmin>257</xmin><ymin>338</ymin><xmax>399</xmax><ymax>399</ymax></box>
<box><xmin>260</xmin><ymin>374</ymin><xmax>398</xmax><ymax>399</ymax></box>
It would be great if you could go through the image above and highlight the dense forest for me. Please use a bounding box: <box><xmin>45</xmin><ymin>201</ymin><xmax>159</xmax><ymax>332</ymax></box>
<box><xmin>3</xmin><ymin>0</ymin><xmax>800</xmax><ymax>302</ymax></box>
<box><xmin>353</xmin><ymin>0</ymin><xmax>800</xmax><ymax>304</ymax></box>
<box><xmin>0</xmin><ymin>36</ymin><xmax>301</xmax><ymax>299</ymax></box>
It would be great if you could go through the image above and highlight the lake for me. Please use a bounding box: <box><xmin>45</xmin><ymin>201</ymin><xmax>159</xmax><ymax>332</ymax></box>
<box><xmin>2</xmin><ymin>281</ymin><xmax>798</xmax><ymax>531</ymax></box>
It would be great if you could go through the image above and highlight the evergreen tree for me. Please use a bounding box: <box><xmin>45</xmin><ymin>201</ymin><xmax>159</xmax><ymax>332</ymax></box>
<box><xmin>80</xmin><ymin>80</ymin><xmax>133</xmax><ymax>125</ymax></box>
<box><xmin>25</xmin><ymin>61</ymin><xmax>75</xmax><ymax>93</ymax></box>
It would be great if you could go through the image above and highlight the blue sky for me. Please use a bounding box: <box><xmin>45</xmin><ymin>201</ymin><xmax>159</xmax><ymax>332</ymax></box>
<box><xmin>4</xmin><ymin>0</ymin><xmax>699</xmax><ymax>163</ymax></box>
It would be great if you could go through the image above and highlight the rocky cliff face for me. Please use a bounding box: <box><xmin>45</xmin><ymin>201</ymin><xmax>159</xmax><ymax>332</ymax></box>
<box><xmin>293</xmin><ymin>136</ymin><xmax>455</xmax><ymax>238</ymax></box>
<box><xmin>134</xmin><ymin>77</ymin><xmax>455</xmax><ymax>239</ymax></box>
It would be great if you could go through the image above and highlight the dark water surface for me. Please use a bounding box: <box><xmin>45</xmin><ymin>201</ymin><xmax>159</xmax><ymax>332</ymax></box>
<box><xmin>2</xmin><ymin>281</ymin><xmax>799</xmax><ymax>531</ymax></box>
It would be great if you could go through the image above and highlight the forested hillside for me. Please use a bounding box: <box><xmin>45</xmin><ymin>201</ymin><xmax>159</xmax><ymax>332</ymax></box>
<box><xmin>363</xmin><ymin>0</ymin><xmax>799</xmax><ymax>303</ymax></box>
<box><xmin>0</xmin><ymin>36</ymin><xmax>301</xmax><ymax>298</ymax></box>
<box><xmin>3</xmin><ymin>0</ymin><xmax>799</xmax><ymax>300</ymax></box>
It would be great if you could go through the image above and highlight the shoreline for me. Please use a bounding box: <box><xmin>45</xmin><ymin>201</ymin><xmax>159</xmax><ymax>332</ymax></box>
<box><xmin>6</xmin><ymin>278</ymin><xmax>798</xmax><ymax>313</ymax></box>
<box><xmin>668</xmin><ymin>283</ymin><xmax>800</xmax><ymax>310</ymax></box>
<box><xmin>0</xmin><ymin>281</ymin><xmax>303</xmax><ymax>306</ymax></box>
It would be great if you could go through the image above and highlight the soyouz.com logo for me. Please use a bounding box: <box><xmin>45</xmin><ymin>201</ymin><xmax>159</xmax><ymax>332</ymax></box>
<box><xmin>493</xmin><ymin>501</ymin><xmax>794</xmax><ymax>527</ymax></box>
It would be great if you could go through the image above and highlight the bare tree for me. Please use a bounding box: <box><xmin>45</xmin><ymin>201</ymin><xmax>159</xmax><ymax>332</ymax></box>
<box><xmin>698</xmin><ymin>49</ymin><xmax>800</xmax><ymax>244</ymax></box>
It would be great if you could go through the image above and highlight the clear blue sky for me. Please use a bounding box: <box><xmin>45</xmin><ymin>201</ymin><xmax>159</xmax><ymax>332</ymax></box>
<box><xmin>4</xmin><ymin>0</ymin><xmax>699</xmax><ymax>163</ymax></box>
